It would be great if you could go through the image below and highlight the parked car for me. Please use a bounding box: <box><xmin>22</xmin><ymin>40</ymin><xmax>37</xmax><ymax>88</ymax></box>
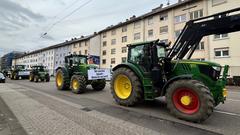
<box><xmin>0</xmin><ymin>72</ymin><xmax>6</xmax><ymax>83</ymax></box>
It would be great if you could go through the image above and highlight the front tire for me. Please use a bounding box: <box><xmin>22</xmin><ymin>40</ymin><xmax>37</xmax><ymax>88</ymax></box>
<box><xmin>166</xmin><ymin>80</ymin><xmax>214</xmax><ymax>123</ymax></box>
<box><xmin>46</xmin><ymin>75</ymin><xmax>50</xmax><ymax>82</ymax></box>
<box><xmin>56</xmin><ymin>69</ymin><xmax>69</xmax><ymax>90</ymax></box>
<box><xmin>70</xmin><ymin>75</ymin><xmax>86</xmax><ymax>94</ymax></box>
<box><xmin>91</xmin><ymin>80</ymin><xmax>106</xmax><ymax>91</ymax></box>
<box><xmin>29</xmin><ymin>74</ymin><xmax>34</xmax><ymax>82</ymax></box>
<box><xmin>111</xmin><ymin>67</ymin><xmax>143</xmax><ymax>106</ymax></box>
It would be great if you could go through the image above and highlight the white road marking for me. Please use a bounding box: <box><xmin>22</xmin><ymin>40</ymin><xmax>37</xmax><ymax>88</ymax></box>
<box><xmin>215</xmin><ymin>110</ymin><xmax>240</xmax><ymax>117</ymax></box>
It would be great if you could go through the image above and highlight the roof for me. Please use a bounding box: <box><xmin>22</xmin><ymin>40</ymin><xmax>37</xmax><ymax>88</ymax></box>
<box><xmin>99</xmin><ymin>0</ymin><xmax>193</xmax><ymax>33</ymax></box>
<box><xmin>16</xmin><ymin>34</ymin><xmax>95</xmax><ymax>59</ymax></box>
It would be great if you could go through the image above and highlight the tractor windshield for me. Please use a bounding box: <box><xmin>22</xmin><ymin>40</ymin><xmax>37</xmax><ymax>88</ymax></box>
<box><xmin>72</xmin><ymin>56</ymin><xmax>87</xmax><ymax>65</ymax></box>
<box><xmin>15</xmin><ymin>65</ymin><xmax>25</xmax><ymax>70</ymax></box>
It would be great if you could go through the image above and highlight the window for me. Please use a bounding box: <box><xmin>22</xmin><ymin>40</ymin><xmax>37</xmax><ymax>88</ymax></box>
<box><xmin>160</xmin><ymin>14</ymin><xmax>168</xmax><ymax>21</ymax></box>
<box><xmin>111</xmin><ymin>39</ymin><xmax>116</xmax><ymax>45</ymax></box>
<box><xmin>85</xmin><ymin>42</ymin><xmax>88</xmax><ymax>46</ymax></box>
<box><xmin>79</xmin><ymin>51</ymin><xmax>81</xmax><ymax>55</ymax></box>
<box><xmin>148</xmin><ymin>29</ymin><xmax>153</xmax><ymax>37</ymax></box>
<box><xmin>212</xmin><ymin>0</ymin><xmax>227</xmax><ymax>6</ymax></box>
<box><xmin>122</xmin><ymin>26</ymin><xmax>127</xmax><ymax>32</ymax></box>
<box><xmin>214</xmin><ymin>48</ymin><xmax>229</xmax><ymax>57</ymax></box>
<box><xmin>111</xmin><ymin>49</ymin><xmax>116</xmax><ymax>54</ymax></box>
<box><xmin>190</xmin><ymin>10</ymin><xmax>203</xmax><ymax>20</ymax></box>
<box><xmin>134</xmin><ymin>33</ymin><xmax>141</xmax><ymax>40</ymax></box>
<box><xmin>73</xmin><ymin>52</ymin><xmax>77</xmax><ymax>55</ymax></box>
<box><xmin>102</xmin><ymin>59</ymin><xmax>106</xmax><ymax>64</ymax></box>
<box><xmin>175</xmin><ymin>30</ymin><xmax>182</xmax><ymax>39</ymax></box>
<box><xmin>122</xmin><ymin>47</ymin><xmax>127</xmax><ymax>53</ymax></box>
<box><xmin>214</xmin><ymin>34</ymin><xmax>228</xmax><ymax>39</ymax></box>
<box><xmin>103</xmin><ymin>41</ymin><xmax>107</xmax><ymax>47</ymax></box>
<box><xmin>111</xmin><ymin>30</ymin><xmax>116</xmax><ymax>35</ymax></box>
<box><xmin>102</xmin><ymin>50</ymin><xmax>107</xmax><ymax>56</ymax></box>
<box><xmin>111</xmin><ymin>58</ymin><xmax>116</xmax><ymax>64</ymax></box>
<box><xmin>134</xmin><ymin>21</ymin><xmax>141</xmax><ymax>29</ymax></box>
<box><xmin>196</xmin><ymin>42</ymin><xmax>205</xmax><ymax>50</ymax></box>
<box><xmin>148</xmin><ymin>17</ymin><xmax>153</xmax><ymax>25</ymax></box>
<box><xmin>79</xmin><ymin>43</ymin><xmax>81</xmax><ymax>47</ymax></box>
<box><xmin>102</xmin><ymin>32</ymin><xmax>107</xmax><ymax>38</ymax></box>
<box><xmin>85</xmin><ymin>50</ymin><xmax>88</xmax><ymax>55</ymax></box>
<box><xmin>74</xmin><ymin>44</ymin><xmax>77</xmax><ymax>48</ymax></box>
<box><xmin>160</xmin><ymin>26</ymin><xmax>168</xmax><ymax>34</ymax></box>
<box><xmin>175</xmin><ymin>14</ymin><xmax>186</xmax><ymax>23</ymax></box>
<box><xmin>122</xmin><ymin>36</ymin><xmax>127</xmax><ymax>43</ymax></box>
<box><xmin>122</xmin><ymin>57</ymin><xmax>127</xmax><ymax>63</ymax></box>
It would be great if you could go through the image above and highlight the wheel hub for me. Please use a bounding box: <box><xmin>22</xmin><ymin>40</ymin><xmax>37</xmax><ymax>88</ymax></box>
<box><xmin>180</xmin><ymin>96</ymin><xmax>192</xmax><ymax>106</ymax></box>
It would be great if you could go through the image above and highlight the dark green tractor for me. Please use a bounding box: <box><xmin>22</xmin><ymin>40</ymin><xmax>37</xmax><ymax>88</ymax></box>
<box><xmin>10</xmin><ymin>65</ymin><xmax>30</xmax><ymax>80</ymax></box>
<box><xmin>29</xmin><ymin>66</ymin><xmax>50</xmax><ymax>83</ymax></box>
<box><xmin>55</xmin><ymin>54</ymin><xmax>107</xmax><ymax>94</ymax></box>
<box><xmin>111</xmin><ymin>8</ymin><xmax>240</xmax><ymax>122</ymax></box>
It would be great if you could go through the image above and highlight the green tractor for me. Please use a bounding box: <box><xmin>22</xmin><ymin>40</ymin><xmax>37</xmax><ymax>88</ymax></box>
<box><xmin>10</xmin><ymin>65</ymin><xmax>30</xmax><ymax>80</ymax></box>
<box><xmin>111</xmin><ymin>8</ymin><xmax>240</xmax><ymax>122</ymax></box>
<box><xmin>55</xmin><ymin>54</ymin><xmax>107</xmax><ymax>94</ymax></box>
<box><xmin>29</xmin><ymin>66</ymin><xmax>50</xmax><ymax>83</ymax></box>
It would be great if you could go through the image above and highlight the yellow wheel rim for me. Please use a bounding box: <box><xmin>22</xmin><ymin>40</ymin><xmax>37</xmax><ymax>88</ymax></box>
<box><xmin>114</xmin><ymin>75</ymin><xmax>132</xmax><ymax>99</ymax></box>
<box><xmin>56</xmin><ymin>72</ymin><xmax>63</xmax><ymax>87</ymax></box>
<box><xmin>72</xmin><ymin>78</ymin><xmax>79</xmax><ymax>90</ymax></box>
<box><xmin>180</xmin><ymin>96</ymin><xmax>192</xmax><ymax>106</ymax></box>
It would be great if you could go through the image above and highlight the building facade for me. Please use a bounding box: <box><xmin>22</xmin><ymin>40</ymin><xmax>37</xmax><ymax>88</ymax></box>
<box><xmin>99</xmin><ymin>0</ymin><xmax>209</xmax><ymax>69</ymax></box>
<box><xmin>207</xmin><ymin>0</ymin><xmax>240</xmax><ymax>76</ymax></box>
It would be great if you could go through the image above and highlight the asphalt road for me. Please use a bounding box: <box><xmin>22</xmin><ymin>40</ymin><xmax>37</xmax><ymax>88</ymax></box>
<box><xmin>5</xmin><ymin>78</ymin><xmax>240</xmax><ymax>135</ymax></box>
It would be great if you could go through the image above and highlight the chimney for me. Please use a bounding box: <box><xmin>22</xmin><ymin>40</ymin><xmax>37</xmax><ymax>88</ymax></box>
<box><xmin>94</xmin><ymin>32</ymin><xmax>97</xmax><ymax>35</ymax></box>
<box><xmin>178</xmin><ymin>0</ymin><xmax>182</xmax><ymax>3</ymax></box>
<box><xmin>130</xmin><ymin>15</ymin><xmax>136</xmax><ymax>20</ymax></box>
<box><xmin>126</xmin><ymin>19</ymin><xmax>129</xmax><ymax>22</ymax></box>
<box><xmin>81</xmin><ymin>35</ymin><xmax>84</xmax><ymax>38</ymax></box>
<box><xmin>65</xmin><ymin>40</ymin><xmax>68</xmax><ymax>42</ymax></box>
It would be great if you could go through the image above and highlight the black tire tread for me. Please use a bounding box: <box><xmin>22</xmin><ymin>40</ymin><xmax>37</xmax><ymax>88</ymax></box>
<box><xmin>91</xmin><ymin>80</ymin><xmax>106</xmax><ymax>91</ymax></box>
<box><xmin>166</xmin><ymin>79</ymin><xmax>214</xmax><ymax>123</ymax></box>
<box><xmin>70</xmin><ymin>75</ymin><xmax>86</xmax><ymax>94</ymax></box>
<box><xmin>110</xmin><ymin>67</ymin><xmax>143</xmax><ymax>106</ymax></box>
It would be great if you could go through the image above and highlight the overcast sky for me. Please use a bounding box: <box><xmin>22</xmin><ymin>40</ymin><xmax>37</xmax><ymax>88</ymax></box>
<box><xmin>0</xmin><ymin>0</ymin><xmax>177</xmax><ymax>57</ymax></box>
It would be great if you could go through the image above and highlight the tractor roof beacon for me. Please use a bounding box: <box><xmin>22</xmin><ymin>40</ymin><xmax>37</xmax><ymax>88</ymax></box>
<box><xmin>55</xmin><ymin>54</ymin><xmax>106</xmax><ymax>94</ymax></box>
<box><xmin>111</xmin><ymin>8</ymin><xmax>240</xmax><ymax>122</ymax></box>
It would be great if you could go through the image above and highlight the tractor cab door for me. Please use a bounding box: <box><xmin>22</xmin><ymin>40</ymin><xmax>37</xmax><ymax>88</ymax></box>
<box><xmin>128</xmin><ymin>44</ymin><xmax>152</xmax><ymax>72</ymax></box>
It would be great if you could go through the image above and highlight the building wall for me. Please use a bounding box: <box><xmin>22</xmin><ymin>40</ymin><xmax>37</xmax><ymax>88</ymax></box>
<box><xmin>71</xmin><ymin>39</ymin><xmax>90</xmax><ymax>56</ymax></box>
<box><xmin>207</xmin><ymin>0</ymin><xmax>240</xmax><ymax>76</ymax></box>
<box><xmin>89</xmin><ymin>35</ymin><xmax>101</xmax><ymax>56</ymax></box>
<box><xmin>99</xmin><ymin>0</ymin><xmax>209</xmax><ymax>68</ymax></box>
<box><xmin>54</xmin><ymin>45</ymin><xmax>71</xmax><ymax>71</ymax></box>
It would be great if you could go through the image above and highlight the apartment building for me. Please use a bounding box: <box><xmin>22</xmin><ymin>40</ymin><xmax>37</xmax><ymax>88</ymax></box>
<box><xmin>207</xmin><ymin>0</ymin><xmax>240</xmax><ymax>76</ymax></box>
<box><xmin>99</xmin><ymin>0</ymin><xmax>209</xmax><ymax>69</ymax></box>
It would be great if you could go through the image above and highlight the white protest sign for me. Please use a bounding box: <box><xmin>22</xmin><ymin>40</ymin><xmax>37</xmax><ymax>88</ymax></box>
<box><xmin>88</xmin><ymin>69</ymin><xmax>111</xmax><ymax>80</ymax></box>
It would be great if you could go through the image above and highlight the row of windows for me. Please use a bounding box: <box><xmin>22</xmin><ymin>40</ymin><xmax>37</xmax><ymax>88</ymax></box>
<box><xmin>73</xmin><ymin>50</ymin><xmax>88</xmax><ymax>55</ymax></box>
<box><xmin>102</xmin><ymin>57</ymin><xmax>127</xmax><ymax>65</ymax></box>
<box><xmin>73</xmin><ymin>42</ymin><xmax>88</xmax><ymax>48</ymax></box>
<box><xmin>102</xmin><ymin>47</ymin><xmax>127</xmax><ymax>56</ymax></box>
<box><xmin>102</xmin><ymin>10</ymin><xmax>203</xmax><ymax>38</ymax></box>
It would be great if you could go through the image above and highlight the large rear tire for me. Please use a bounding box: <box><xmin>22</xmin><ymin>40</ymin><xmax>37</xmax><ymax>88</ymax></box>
<box><xmin>111</xmin><ymin>67</ymin><xmax>143</xmax><ymax>106</ymax></box>
<box><xmin>56</xmin><ymin>69</ymin><xmax>69</xmax><ymax>90</ymax></box>
<box><xmin>34</xmin><ymin>75</ymin><xmax>39</xmax><ymax>83</ymax></box>
<box><xmin>70</xmin><ymin>75</ymin><xmax>86</xmax><ymax>94</ymax></box>
<box><xmin>14</xmin><ymin>74</ymin><xmax>19</xmax><ymax>80</ymax></box>
<box><xmin>91</xmin><ymin>80</ymin><xmax>106</xmax><ymax>91</ymax></box>
<box><xmin>166</xmin><ymin>80</ymin><xmax>214</xmax><ymax>123</ymax></box>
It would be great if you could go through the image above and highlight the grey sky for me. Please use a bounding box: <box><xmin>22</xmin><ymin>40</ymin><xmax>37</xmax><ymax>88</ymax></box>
<box><xmin>0</xmin><ymin>0</ymin><xmax>177</xmax><ymax>57</ymax></box>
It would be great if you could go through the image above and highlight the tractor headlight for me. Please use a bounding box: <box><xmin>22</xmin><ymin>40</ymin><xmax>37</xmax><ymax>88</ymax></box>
<box><xmin>212</xmin><ymin>66</ymin><xmax>221</xmax><ymax>72</ymax></box>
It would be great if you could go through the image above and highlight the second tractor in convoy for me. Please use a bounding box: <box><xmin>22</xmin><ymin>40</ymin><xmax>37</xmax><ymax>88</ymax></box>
<box><xmin>55</xmin><ymin>55</ymin><xmax>107</xmax><ymax>94</ymax></box>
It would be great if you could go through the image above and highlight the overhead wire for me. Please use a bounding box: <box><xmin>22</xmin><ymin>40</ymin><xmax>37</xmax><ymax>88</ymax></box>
<box><xmin>40</xmin><ymin>0</ymin><xmax>93</xmax><ymax>38</ymax></box>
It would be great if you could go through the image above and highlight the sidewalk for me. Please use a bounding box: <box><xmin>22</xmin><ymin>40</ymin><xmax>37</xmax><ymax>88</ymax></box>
<box><xmin>0</xmin><ymin>95</ymin><xmax>27</xmax><ymax>135</ymax></box>
<box><xmin>0</xmin><ymin>83</ymin><xmax>161</xmax><ymax>135</ymax></box>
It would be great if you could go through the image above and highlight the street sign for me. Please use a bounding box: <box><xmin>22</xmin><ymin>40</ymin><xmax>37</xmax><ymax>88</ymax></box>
<box><xmin>88</xmin><ymin>69</ymin><xmax>111</xmax><ymax>80</ymax></box>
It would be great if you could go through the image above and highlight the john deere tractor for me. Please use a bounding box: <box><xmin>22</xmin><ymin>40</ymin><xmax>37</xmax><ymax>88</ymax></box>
<box><xmin>55</xmin><ymin>54</ymin><xmax>107</xmax><ymax>94</ymax></box>
<box><xmin>111</xmin><ymin>8</ymin><xmax>240</xmax><ymax>122</ymax></box>
<box><xmin>10</xmin><ymin>65</ymin><xmax>30</xmax><ymax>80</ymax></box>
<box><xmin>29</xmin><ymin>66</ymin><xmax>50</xmax><ymax>83</ymax></box>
